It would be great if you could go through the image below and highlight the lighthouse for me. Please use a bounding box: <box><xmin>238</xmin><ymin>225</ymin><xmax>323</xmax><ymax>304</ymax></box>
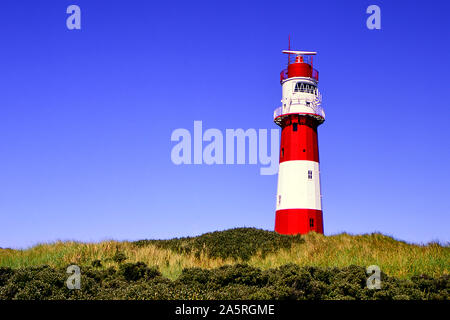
<box><xmin>274</xmin><ymin>48</ymin><xmax>325</xmax><ymax>235</ymax></box>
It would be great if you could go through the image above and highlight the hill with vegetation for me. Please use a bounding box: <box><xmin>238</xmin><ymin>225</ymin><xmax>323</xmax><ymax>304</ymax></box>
<box><xmin>0</xmin><ymin>228</ymin><xmax>448</xmax><ymax>299</ymax></box>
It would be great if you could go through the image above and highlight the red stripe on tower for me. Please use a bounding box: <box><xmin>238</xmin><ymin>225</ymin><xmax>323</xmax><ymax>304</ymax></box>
<box><xmin>273</xmin><ymin>46</ymin><xmax>325</xmax><ymax>235</ymax></box>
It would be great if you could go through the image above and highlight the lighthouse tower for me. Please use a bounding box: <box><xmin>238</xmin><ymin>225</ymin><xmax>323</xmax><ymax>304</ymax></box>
<box><xmin>274</xmin><ymin>48</ymin><xmax>325</xmax><ymax>235</ymax></box>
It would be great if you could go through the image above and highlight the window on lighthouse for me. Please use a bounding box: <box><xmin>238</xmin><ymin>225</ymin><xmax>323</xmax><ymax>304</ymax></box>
<box><xmin>308</xmin><ymin>170</ymin><xmax>313</xmax><ymax>180</ymax></box>
<box><xmin>295</xmin><ymin>82</ymin><xmax>316</xmax><ymax>94</ymax></box>
<box><xmin>294</xmin><ymin>82</ymin><xmax>304</xmax><ymax>92</ymax></box>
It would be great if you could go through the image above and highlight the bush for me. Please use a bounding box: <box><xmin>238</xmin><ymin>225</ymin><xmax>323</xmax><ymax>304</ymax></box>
<box><xmin>0</xmin><ymin>263</ymin><xmax>448</xmax><ymax>300</ymax></box>
<box><xmin>91</xmin><ymin>260</ymin><xmax>102</xmax><ymax>268</ymax></box>
<box><xmin>178</xmin><ymin>267</ymin><xmax>211</xmax><ymax>286</ymax></box>
<box><xmin>208</xmin><ymin>264</ymin><xmax>265</xmax><ymax>287</ymax></box>
<box><xmin>133</xmin><ymin>227</ymin><xmax>305</xmax><ymax>261</ymax></box>
<box><xmin>0</xmin><ymin>267</ymin><xmax>13</xmax><ymax>287</ymax></box>
<box><xmin>112</xmin><ymin>252</ymin><xmax>127</xmax><ymax>264</ymax></box>
<box><xmin>119</xmin><ymin>262</ymin><xmax>161</xmax><ymax>281</ymax></box>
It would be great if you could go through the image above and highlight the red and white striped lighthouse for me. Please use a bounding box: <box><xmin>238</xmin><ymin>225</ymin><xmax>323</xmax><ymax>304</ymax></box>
<box><xmin>274</xmin><ymin>48</ymin><xmax>325</xmax><ymax>235</ymax></box>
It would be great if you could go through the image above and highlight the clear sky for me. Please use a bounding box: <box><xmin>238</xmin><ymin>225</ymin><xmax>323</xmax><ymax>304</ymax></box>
<box><xmin>0</xmin><ymin>0</ymin><xmax>449</xmax><ymax>248</ymax></box>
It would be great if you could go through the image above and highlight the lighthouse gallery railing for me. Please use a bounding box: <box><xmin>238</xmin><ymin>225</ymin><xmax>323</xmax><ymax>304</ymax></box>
<box><xmin>273</xmin><ymin>102</ymin><xmax>325</xmax><ymax>120</ymax></box>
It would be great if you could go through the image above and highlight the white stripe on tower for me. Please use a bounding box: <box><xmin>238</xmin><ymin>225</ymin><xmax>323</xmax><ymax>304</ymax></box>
<box><xmin>276</xmin><ymin>160</ymin><xmax>321</xmax><ymax>211</ymax></box>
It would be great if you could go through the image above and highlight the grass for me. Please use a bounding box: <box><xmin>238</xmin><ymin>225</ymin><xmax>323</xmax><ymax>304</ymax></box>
<box><xmin>0</xmin><ymin>228</ymin><xmax>448</xmax><ymax>280</ymax></box>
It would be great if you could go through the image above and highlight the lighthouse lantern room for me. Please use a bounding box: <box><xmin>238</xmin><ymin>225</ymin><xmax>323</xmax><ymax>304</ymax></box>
<box><xmin>274</xmin><ymin>47</ymin><xmax>325</xmax><ymax>235</ymax></box>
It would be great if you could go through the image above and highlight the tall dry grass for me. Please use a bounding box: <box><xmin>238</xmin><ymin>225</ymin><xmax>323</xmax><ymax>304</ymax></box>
<box><xmin>249</xmin><ymin>232</ymin><xmax>449</xmax><ymax>279</ymax></box>
<box><xmin>1</xmin><ymin>232</ymin><xmax>448</xmax><ymax>280</ymax></box>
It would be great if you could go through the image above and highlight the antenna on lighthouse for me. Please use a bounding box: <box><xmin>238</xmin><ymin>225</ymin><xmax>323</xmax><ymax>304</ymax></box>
<box><xmin>282</xmin><ymin>50</ymin><xmax>317</xmax><ymax>55</ymax></box>
<box><xmin>288</xmin><ymin>35</ymin><xmax>291</xmax><ymax>67</ymax></box>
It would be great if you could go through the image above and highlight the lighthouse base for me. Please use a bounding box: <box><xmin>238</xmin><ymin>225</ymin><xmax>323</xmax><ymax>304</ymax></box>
<box><xmin>275</xmin><ymin>209</ymin><xmax>323</xmax><ymax>235</ymax></box>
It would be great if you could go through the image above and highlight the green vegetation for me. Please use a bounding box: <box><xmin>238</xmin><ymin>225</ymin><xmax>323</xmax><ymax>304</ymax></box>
<box><xmin>1</xmin><ymin>228</ymin><xmax>447</xmax><ymax>280</ymax></box>
<box><xmin>133</xmin><ymin>228</ymin><xmax>305</xmax><ymax>261</ymax></box>
<box><xmin>0</xmin><ymin>228</ymin><xmax>448</xmax><ymax>299</ymax></box>
<box><xmin>0</xmin><ymin>263</ymin><xmax>448</xmax><ymax>300</ymax></box>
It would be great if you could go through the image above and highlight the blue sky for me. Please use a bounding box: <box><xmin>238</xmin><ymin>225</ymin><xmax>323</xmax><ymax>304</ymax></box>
<box><xmin>0</xmin><ymin>0</ymin><xmax>449</xmax><ymax>248</ymax></box>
